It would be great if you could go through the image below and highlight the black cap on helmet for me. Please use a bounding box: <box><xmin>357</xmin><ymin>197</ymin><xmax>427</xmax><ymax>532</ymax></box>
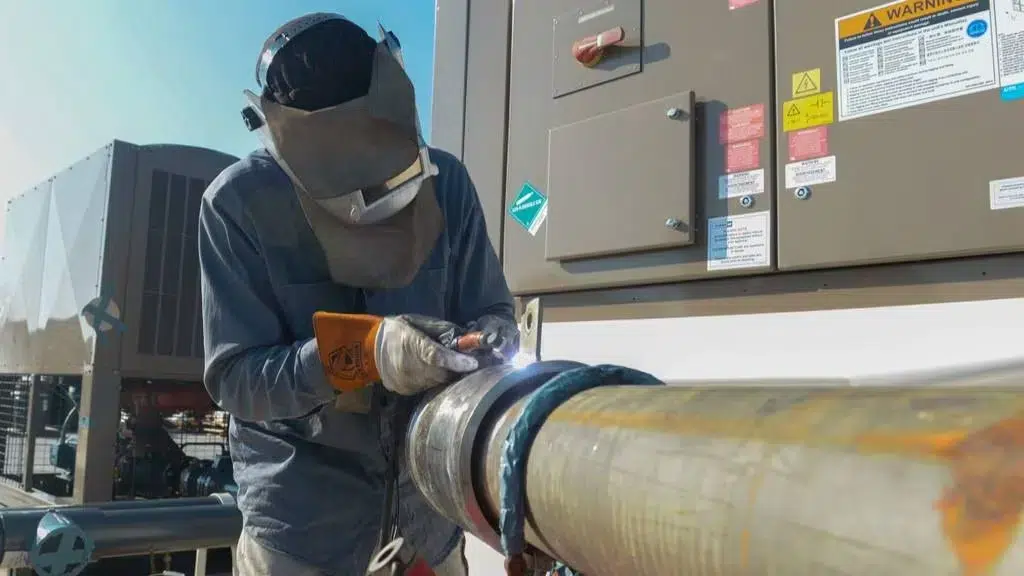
<box><xmin>260</xmin><ymin>15</ymin><xmax>377</xmax><ymax>112</ymax></box>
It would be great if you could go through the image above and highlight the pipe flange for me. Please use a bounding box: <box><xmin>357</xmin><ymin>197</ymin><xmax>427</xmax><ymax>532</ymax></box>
<box><xmin>406</xmin><ymin>360</ymin><xmax>585</xmax><ymax>550</ymax></box>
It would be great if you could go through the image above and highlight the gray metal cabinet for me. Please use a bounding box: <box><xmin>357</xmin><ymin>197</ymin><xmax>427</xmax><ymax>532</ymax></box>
<box><xmin>503</xmin><ymin>0</ymin><xmax>775</xmax><ymax>294</ymax></box>
<box><xmin>774</xmin><ymin>0</ymin><xmax>1024</xmax><ymax>270</ymax></box>
<box><xmin>0</xmin><ymin>141</ymin><xmax>237</xmax><ymax>377</ymax></box>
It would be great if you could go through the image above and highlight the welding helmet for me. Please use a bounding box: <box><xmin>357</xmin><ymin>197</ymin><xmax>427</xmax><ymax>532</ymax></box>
<box><xmin>241</xmin><ymin>13</ymin><xmax>441</xmax><ymax>289</ymax></box>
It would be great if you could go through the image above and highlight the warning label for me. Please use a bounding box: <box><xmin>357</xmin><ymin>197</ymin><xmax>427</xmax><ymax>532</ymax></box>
<box><xmin>788</xmin><ymin>126</ymin><xmax>829</xmax><ymax>161</ymax></box>
<box><xmin>835</xmin><ymin>0</ymin><xmax>998</xmax><ymax>121</ymax></box>
<box><xmin>729</xmin><ymin>0</ymin><xmax>759</xmax><ymax>9</ymax></box>
<box><xmin>718</xmin><ymin>168</ymin><xmax>765</xmax><ymax>200</ymax></box>
<box><xmin>726</xmin><ymin>140</ymin><xmax>760</xmax><ymax>173</ymax></box>
<box><xmin>719</xmin><ymin>104</ymin><xmax>765</xmax><ymax>144</ymax></box>
<box><xmin>994</xmin><ymin>0</ymin><xmax>1024</xmax><ymax>100</ymax></box>
<box><xmin>707</xmin><ymin>211</ymin><xmax>771</xmax><ymax>272</ymax></box>
<box><xmin>782</xmin><ymin>92</ymin><xmax>835</xmax><ymax>132</ymax></box>
<box><xmin>792</xmin><ymin>68</ymin><xmax>822</xmax><ymax>97</ymax></box>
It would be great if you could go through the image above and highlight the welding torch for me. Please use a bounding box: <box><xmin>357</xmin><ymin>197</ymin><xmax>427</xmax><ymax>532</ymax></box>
<box><xmin>443</xmin><ymin>328</ymin><xmax>504</xmax><ymax>355</ymax></box>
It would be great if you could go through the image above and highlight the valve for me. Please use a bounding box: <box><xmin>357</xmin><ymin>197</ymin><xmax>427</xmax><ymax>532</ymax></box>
<box><xmin>571</xmin><ymin>26</ymin><xmax>626</xmax><ymax>67</ymax></box>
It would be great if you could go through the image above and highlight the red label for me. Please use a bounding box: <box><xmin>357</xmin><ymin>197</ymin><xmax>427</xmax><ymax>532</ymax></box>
<box><xmin>787</xmin><ymin>126</ymin><xmax>829</xmax><ymax>161</ymax></box>
<box><xmin>729</xmin><ymin>0</ymin><xmax>760</xmax><ymax>10</ymax></box>
<box><xmin>726</xmin><ymin>140</ymin><xmax>760</xmax><ymax>173</ymax></box>
<box><xmin>720</xmin><ymin>104</ymin><xmax>765</xmax><ymax>144</ymax></box>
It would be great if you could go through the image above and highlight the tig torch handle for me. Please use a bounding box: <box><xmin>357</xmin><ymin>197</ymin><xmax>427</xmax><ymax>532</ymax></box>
<box><xmin>452</xmin><ymin>330</ymin><xmax>503</xmax><ymax>354</ymax></box>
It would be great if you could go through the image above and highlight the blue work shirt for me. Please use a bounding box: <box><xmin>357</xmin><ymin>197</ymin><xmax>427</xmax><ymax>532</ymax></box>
<box><xmin>197</xmin><ymin>147</ymin><xmax>515</xmax><ymax>574</ymax></box>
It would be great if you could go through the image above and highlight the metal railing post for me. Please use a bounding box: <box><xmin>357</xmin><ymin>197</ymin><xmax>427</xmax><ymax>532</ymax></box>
<box><xmin>20</xmin><ymin>375</ymin><xmax>40</xmax><ymax>492</ymax></box>
<box><xmin>193</xmin><ymin>547</ymin><xmax>208</xmax><ymax>576</ymax></box>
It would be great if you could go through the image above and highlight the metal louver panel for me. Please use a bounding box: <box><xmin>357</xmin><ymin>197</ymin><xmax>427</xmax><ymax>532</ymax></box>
<box><xmin>137</xmin><ymin>170</ymin><xmax>206</xmax><ymax>358</ymax></box>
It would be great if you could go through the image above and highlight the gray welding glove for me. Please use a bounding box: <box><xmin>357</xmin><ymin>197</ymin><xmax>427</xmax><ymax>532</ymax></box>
<box><xmin>376</xmin><ymin>314</ymin><xmax>479</xmax><ymax>396</ymax></box>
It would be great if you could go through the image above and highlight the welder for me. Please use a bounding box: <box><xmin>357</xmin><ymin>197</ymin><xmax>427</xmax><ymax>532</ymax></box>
<box><xmin>197</xmin><ymin>12</ymin><xmax>518</xmax><ymax>576</ymax></box>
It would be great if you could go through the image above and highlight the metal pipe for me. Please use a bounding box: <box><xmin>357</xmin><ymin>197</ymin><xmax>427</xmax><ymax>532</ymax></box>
<box><xmin>407</xmin><ymin>361</ymin><xmax>1024</xmax><ymax>576</ymax></box>
<box><xmin>0</xmin><ymin>493</ymin><xmax>240</xmax><ymax>570</ymax></box>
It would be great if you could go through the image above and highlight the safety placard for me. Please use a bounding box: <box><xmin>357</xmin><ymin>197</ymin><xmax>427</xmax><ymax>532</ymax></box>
<box><xmin>994</xmin><ymin>0</ymin><xmax>1024</xmax><ymax>100</ymax></box>
<box><xmin>718</xmin><ymin>168</ymin><xmax>765</xmax><ymax>199</ymax></box>
<box><xmin>792</xmin><ymin>68</ymin><xmax>822</xmax><ymax>97</ymax></box>
<box><xmin>788</xmin><ymin>126</ymin><xmax>829</xmax><ymax>161</ymax></box>
<box><xmin>726</xmin><ymin>140</ymin><xmax>760</xmax><ymax>173</ymax></box>
<box><xmin>729</xmin><ymin>0</ymin><xmax>760</xmax><ymax>9</ymax></box>
<box><xmin>782</xmin><ymin>92</ymin><xmax>835</xmax><ymax>132</ymax></box>
<box><xmin>835</xmin><ymin>0</ymin><xmax>998</xmax><ymax>121</ymax></box>
<box><xmin>719</xmin><ymin>104</ymin><xmax>765</xmax><ymax>144</ymax></box>
<box><xmin>707</xmin><ymin>210</ymin><xmax>771</xmax><ymax>272</ymax></box>
<box><xmin>509</xmin><ymin>182</ymin><xmax>548</xmax><ymax>236</ymax></box>
<box><xmin>785</xmin><ymin>156</ymin><xmax>837</xmax><ymax>189</ymax></box>
<box><xmin>990</xmin><ymin>176</ymin><xmax>1024</xmax><ymax>210</ymax></box>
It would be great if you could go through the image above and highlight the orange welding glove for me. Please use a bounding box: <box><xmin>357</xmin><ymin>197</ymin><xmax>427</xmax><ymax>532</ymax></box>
<box><xmin>312</xmin><ymin>313</ymin><xmax>480</xmax><ymax>395</ymax></box>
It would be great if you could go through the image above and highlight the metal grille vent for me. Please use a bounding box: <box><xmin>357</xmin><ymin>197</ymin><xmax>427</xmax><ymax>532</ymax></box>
<box><xmin>137</xmin><ymin>170</ymin><xmax>206</xmax><ymax>358</ymax></box>
<box><xmin>0</xmin><ymin>374</ymin><xmax>30</xmax><ymax>485</ymax></box>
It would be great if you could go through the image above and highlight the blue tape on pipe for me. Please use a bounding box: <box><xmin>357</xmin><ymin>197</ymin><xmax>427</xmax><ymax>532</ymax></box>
<box><xmin>498</xmin><ymin>364</ymin><xmax>664</xmax><ymax>559</ymax></box>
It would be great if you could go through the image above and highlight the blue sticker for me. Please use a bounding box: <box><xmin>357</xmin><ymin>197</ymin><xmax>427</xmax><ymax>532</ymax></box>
<box><xmin>509</xmin><ymin>182</ymin><xmax>549</xmax><ymax>236</ymax></box>
<box><xmin>966</xmin><ymin>19</ymin><xmax>987</xmax><ymax>38</ymax></box>
<box><xmin>1001</xmin><ymin>83</ymin><xmax>1024</xmax><ymax>102</ymax></box>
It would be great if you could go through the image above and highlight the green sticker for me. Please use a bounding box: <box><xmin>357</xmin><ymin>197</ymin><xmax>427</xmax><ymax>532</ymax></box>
<box><xmin>509</xmin><ymin>182</ymin><xmax>548</xmax><ymax>236</ymax></box>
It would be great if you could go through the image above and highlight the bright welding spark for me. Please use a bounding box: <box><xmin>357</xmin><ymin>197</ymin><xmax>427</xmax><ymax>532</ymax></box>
<box><xmin>510</xmin><ymin>352</ymin><xmax>536</xmax><ymax>369</ymax></box>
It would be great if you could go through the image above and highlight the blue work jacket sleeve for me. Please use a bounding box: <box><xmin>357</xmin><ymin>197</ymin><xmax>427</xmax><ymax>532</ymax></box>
<box><xmin>197</xmin><ymin>177</ymin><xmax>335</xmax><ymax>422</ymax></box>
<box><xmin>444</xmin><ymin>156</ymin><xmax>517</xmax><ymax>329</ymax></box>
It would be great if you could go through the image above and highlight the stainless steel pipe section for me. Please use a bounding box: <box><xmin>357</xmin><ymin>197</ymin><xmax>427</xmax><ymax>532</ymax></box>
<box><xmin>406</xmin><ymin>361</ymin><xmax>585</xmax><ymax>550</ymax></box>
<box><xmin>0</xmin><ymin>493</ymin><xmax>241</xmax><ymax>569</ymax></box>
<box><xmin>407</xmin><ymin>362</ymin><xmax>1024</xmax><ymax>576</ymax></box>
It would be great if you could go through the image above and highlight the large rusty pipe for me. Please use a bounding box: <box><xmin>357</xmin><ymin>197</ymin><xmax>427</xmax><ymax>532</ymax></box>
<box><xmin>406</xmin><ymin>361</ymin><xmax>1024</xmax><ymax>576</ymax></box>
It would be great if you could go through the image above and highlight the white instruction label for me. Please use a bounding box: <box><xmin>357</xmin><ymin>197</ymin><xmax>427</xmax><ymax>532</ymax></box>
<box><xmin>707</xmin><ymin>210</ymin><xmax>771</xmax><ymax>272</ymax></box>
<box><xmin>994</xmin><ymin>0</ymin><xmax>1024</xmax><ymax>100</ymax></box>
<box><xmin>785</xmin><ymin>156</ymin><xmax>837</xmax><ymax>189</ymax></box>
<box><xmin>990</xmin><ymin>176</ymin><xmax>1024</xmax><ymax>210</ymax></box>
<box><xmin>718</xmin><ymin>169</ymin><xmax>765</xmax><ymax>199</ymax></box>
<box><xmin>835</xmin><ymin>0</ymin><xmax>998</xmax><ymax>121</ymax></box>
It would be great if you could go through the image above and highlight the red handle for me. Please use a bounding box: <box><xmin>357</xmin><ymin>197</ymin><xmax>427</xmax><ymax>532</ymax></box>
<box><xmin>572</xmin><ymin>26</ymin><xmax>626</xmax><ymax>67</ymax></box>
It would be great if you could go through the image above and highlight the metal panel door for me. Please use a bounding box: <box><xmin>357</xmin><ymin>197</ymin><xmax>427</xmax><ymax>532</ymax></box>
<box><xmin>503</xmin><ymin>0</ymin><xmax>775</xmax><ymax>295</ymax></box>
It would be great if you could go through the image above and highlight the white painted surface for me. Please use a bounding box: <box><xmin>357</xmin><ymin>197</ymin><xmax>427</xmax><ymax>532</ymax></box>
<box><xmin>465</xmin><ymin>297</ymin><xmax>1024</xmax><ymax>575</ymax></box>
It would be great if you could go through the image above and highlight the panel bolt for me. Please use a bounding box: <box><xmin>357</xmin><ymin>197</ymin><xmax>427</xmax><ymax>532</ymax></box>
<box><xmin>666</xmin><ymin>108</ymin><xmax>682</xmax><ymax>119</ymax></box>
<box><xmin>740</xmin><ymin>195</ymin><xmax>754</xmax><ymax>208</ymax></box>
<box><xmin>665</xmin><ymin>218</ymin><xmax>683</xmax><ymax>230</ymax></box>
<box><xmin>795</xmin><ymin>187</ymin><xmax>811</xmax><ymax>200</ymax></box>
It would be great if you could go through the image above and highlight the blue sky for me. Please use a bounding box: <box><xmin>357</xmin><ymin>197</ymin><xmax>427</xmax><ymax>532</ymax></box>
<box><xmin>0</xmin><ymin>1</ymin><xmax>437</xmax><ymax>240</ymax></box>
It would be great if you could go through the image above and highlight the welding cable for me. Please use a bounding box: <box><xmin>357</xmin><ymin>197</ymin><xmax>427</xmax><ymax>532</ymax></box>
<box><xmin>497</xmin><ymin>364</ymin><xmax>664</xmax><ymax>575</ymax></box>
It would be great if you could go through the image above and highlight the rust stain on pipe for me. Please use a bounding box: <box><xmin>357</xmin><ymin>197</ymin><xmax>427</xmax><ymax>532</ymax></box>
<box><xmin>547</xmin><ymin>388</ymin><xmax>1024</xmax><ymax>575</ymax></box>
<box><xmin>857</xmin><ymin>415</ymin><xmax>1024</xmax><ymax>576</ymax></box>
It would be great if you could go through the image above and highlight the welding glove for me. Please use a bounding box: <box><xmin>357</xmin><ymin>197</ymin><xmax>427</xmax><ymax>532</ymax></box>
<box><xmin>312</xmin><ymin>312</ymin><xmax>479</xmax><ymax>396</ymax></box>
<box><xmin>466</xmin><ymin>314</ymin><xmax>520</xmax><ymax>361</ymax></box>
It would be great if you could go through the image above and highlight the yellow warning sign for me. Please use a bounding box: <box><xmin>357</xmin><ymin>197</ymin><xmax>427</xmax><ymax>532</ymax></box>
<box><xmin>837</xmin><ymin>0</ymin><xmax>978</xmax><ymax>40</ymax></box>
<box><xmin>791</xmin><ymin>68</ymin><xmax>821</xmax><ymax>98</ymax></box>
<box><xmin>782</xmin><ymin>91</ymin><xmax>834</xmax><ymax>132</ymax></box>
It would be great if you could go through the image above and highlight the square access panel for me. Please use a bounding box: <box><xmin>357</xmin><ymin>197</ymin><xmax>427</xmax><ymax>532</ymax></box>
<box><xmin>503</xmin><ymin>0</ymin><xmax>775</xmax><ymax>295</ymax></box>
<box><xmin>774</xmin><ymin>0</ymin><xmax>1024</xmax><ymax>270</ymax></box>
